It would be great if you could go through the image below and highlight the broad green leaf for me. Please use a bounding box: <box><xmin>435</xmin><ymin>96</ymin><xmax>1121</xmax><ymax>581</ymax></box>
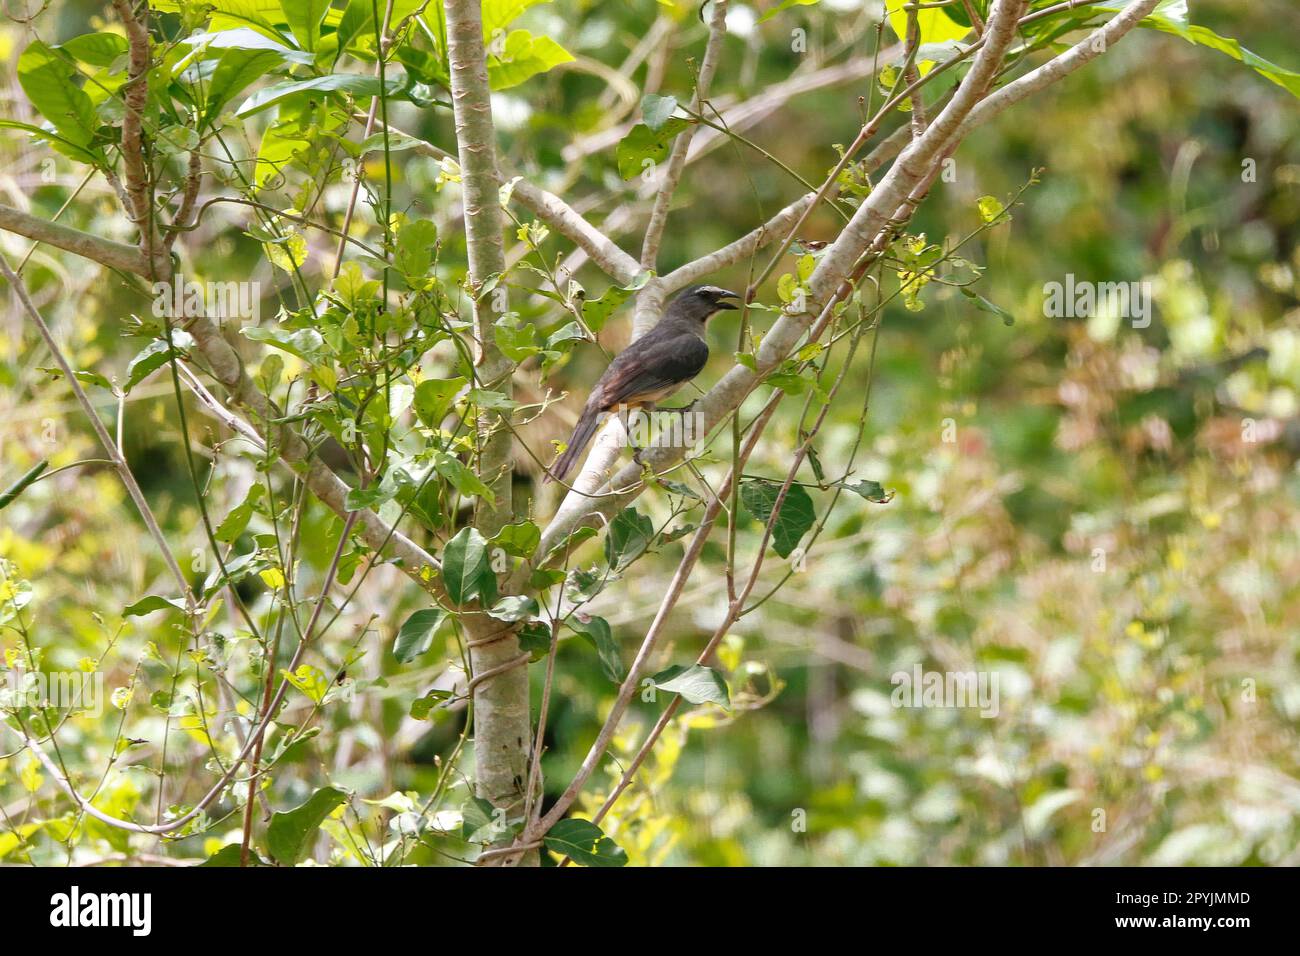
<box><xmin>201</xmin><ymin>48</ymin><xmax>286</xmax><ymax>126</ymax></box>
<box><xmin>976</xmin><ymin>195</ymin><xmax>1008</xmax><ymax>224</ymax></box>
<box><xmin>413</xmin><ymin>376</ymin><xmax>466</xmax><ymax>427</ymax></box>
<box><xmin>124</xmin><ymin>331</ymin><xmax>194</xmax><ymax>393</ymax></box>
<box><xmin>542</xmin><ymin>818</ymin><xmax>627</xmax><ymax>867</ymax></box>
<box><xmin>604</xmin><ymin>507</ymin><xmax>655</xmax><ymax>570</ymax></box>
<box><xmin>281</xmin><ymin>664</ymin><xmax>329</xmax><ymax>703</ymax></box>
<box><xmin>154</xmin><ymin>0</ymin><xmax>287</xmax><ymax>40</ymax></box>
<box><xmin>199</xmin><ymin>843</ymin><xmax>267</xmax><ymax>866</ymax></box>
<box><xmin>580</xmin><ymin>272</ymin><xmax>651</xmax><ymax>331</ymax></box>
<box><xmin>486</xmin><ymin>596</ymin><xmax>539</xmax><ymax>622</ymax></box>
<box><xmin>441</xmin><ymin>527</ymin><xmax>497</xmax><ymax>605</ymax></box>
<box><xmin>886</xmin><ymin>2</ymin><xmax>969</xmax><ymax>67</ymax></box>
<box><xmin>280</xmin><ymin>0</ymin><xmax>330</xmax><ymax>52</ymax></box>
<box><xmin>123</xmin><ymin>595</ymin><xmax>188</xmax><ymax>617</ymax></box>
<box><xmin>517</xmin><ymin>620</ymin><xmax>553</xmax><ymax>658</ymax></box>
<box><xmin>487</xmin><ymin>30</ymin><xmax>573</xmax><ymax>90</ymax></box>
<box><xmin>215</xmin><ymin>485</ymin><xmax>265</xmax><ymax>543</ymax></box>
<box><xmin>490</xmin><ymin>520</ymin><xmax>541</xmax><ymax>558</ymax></box>
<box><xmin>266</xmin><ymin>786</ymin><xmax>348</xmax><ymax>864</ymax></box>
<box><xmin>393</xmin><ymin>608</ymin><xmax>447</xmax><ymax>663</ymax></box>
<box><xmin>484</xmin><ymin>0</ymin><xmax>550</xmax><ymax>36</ymax></box>
<box><xmin>566</xmin><ymin>615</ymin><xmax>621</xmax><ymax>682</ymax></box>
<box><xmin>461</xmin><ymin>796</ymin><xmax>507</xmax><ymax>843</ymax></box>
<box><xmin>641</xmin><ymin>93</ymin><xmax>678</xmax><ymax>131</ymax></box>
<box><xmin>1096</xmin><ymin>0</ymin><xmax>1300</xmax><ymax>99</ymax></box>
<box><xmin>0</xmin><ymin>119</ymin><xmax>100</xmax><ymax>165</ymax></box>
<box><xmin>252</xmin><ymin>118</ymin><xmax>310</xmax><ymax>189</ymax></box>
<box><xmin>740</xmin><ymin>480</ymin><xmax>815</xmax><ymax>558</ymax></box>
<box><xmin>433</xmin><ymin>453</ymin><xmax>496</xmax><ymax>505</ymax></box>
<box><xmin>57</xmin><ymin>33</ymin><xmax>128</xmax><ymax>67</ymax></box>
<box><xmin>181</xmin><ymin>28</ymin><xmax>314</xmax><ymax>64</ymax></box>
<box><xmin>241</xmin><ymin>326</ymin><xmax>326</xmax><ymax>363</ymax></box>
<box><xmin>650</xmin><ymin>663</ymin><xmax>730</xmax><ymax>707</ymax></box>
<box><xmin>758</xmin><ymin>0</ymin><xmax>820</xmax><ymax>24</ymax></box>
<box><xmin>395</xmin><ymin>219</ymin><xmax>439</xmax><ymax>280</ymax></box>
<box><xmin>835</xmin><ymin>478</ymin><xmax>893</xmax><ymax>503</ymax></box>
<box><xmin>616</xmin><ymin>118</ymin><xmax>690</xmax><ymax>180</ymax></box>
<box><xmin>236</xmin><ymin>73</ymin><xmax>402</xmax><ymax>116</ymax></box>
<box><xmin>17</xmin><ymin>42</ymin><xmax>98</xmax><ymax>149</ymax></box>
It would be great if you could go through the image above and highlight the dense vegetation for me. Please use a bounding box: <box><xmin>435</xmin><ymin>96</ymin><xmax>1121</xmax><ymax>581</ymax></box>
<box><xmin>1</xmin><ymin>0</ymin><xmax>1298</xmax><ymax>866</ymax></box>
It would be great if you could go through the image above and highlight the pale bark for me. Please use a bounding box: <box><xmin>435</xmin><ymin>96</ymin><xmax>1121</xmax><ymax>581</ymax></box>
<box><xmin>443</xmin><ymin>0</ymin><xmax>533</xmax><ymax>848</ymax></box>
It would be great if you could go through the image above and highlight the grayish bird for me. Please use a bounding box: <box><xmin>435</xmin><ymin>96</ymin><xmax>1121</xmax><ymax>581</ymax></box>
<box><xmin>546</xmin><ymin>284</ymin><xmax>739</xmax><ymax>483</ymax></box>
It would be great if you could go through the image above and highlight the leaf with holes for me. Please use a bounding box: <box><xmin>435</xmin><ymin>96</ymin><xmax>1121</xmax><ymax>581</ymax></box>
<box><xmin>740</xmin><ymin>480</ymin><xmax>815</xmax><ymax>559</ymax></box>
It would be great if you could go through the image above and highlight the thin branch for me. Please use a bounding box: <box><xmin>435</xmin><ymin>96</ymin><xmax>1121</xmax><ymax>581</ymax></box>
<box><xmin>639</xmin><ymin>0</ymin><xmax>729</xmax><ymax>270</ymax></box>
<box><xmin>0</xmin><ymin>204</ymin><xmax>148</xmax><ymax>275</ymax></box>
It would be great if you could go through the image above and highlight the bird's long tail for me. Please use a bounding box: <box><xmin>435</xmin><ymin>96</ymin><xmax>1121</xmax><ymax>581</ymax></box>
<box><xmin>546</xmin><ymin>406</ymin><xmax>602</xmax><ymax>484</ymax></box>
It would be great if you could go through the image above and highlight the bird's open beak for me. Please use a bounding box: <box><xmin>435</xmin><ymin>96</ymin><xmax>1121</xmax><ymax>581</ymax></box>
<box><xmin>714</xmin><ymin>290</ymin><xmax>741</xmax><ymax>310</ymax></box>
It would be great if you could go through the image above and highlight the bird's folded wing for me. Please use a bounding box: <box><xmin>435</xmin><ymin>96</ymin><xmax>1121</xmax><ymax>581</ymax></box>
<box><xmin>594</xmin><ymin>334</ymin><xmax>708</xmax><ymax>408</ymax></box>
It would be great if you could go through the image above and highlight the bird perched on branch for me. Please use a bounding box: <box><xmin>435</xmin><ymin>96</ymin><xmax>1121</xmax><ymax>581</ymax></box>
<box><xmin>545</xmin><ymin>284</ymin><xmax>739</xmax><ymax>483</ymax></box>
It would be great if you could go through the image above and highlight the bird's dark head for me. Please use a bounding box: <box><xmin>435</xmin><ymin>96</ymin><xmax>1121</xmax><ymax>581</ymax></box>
<box><xmin>671</xmin><ymin>284</ymin><xmax>741</xmax><ymax>323</ymax></box>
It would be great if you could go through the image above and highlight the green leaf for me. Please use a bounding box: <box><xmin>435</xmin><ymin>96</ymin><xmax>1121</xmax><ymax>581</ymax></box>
<box><xmin>57</xmin><ymin>33</ymin><xmax>128</xmax><ymax>67</ymax></box>
<box><xmin>490</xmin><ymin>520</ymin><xmax>540</xmax><ymax>558</ymax></box>
<box><xmin>393</xmin><ymin>608</ymin><xmax>447</xmax><ymax>663</ymax></box>
<box><xmin>409</xmin><ymin>689</ymin><xmax>452</xmax><ymax>720</ymax></box>
<box><xmin>124</xmin><ymin>332</ymin><xmax>192</xmax><ymax>394</ymax></box>
<box><xmin>182</xmin><ymin>27</ymin><xmax>314</xmax><ymax>64</ymax></box>
<box><xmin>0</xmin><ymin>120</ymin><xmax>100</xmax><ymax>165</ymax></box>
<box><xmin>199</xmin><ymin>843</ymin><xmax>267</xmax><ymax>866</ymax></box>
<box><xmin>740</xmin><ymin>480</ymin><xmax>815</xmax><ymax>558</ymax></box>
<box><xmin>395</xmin><ymin>219</ymin><xmax>439</xmax><ymax>281</ymax></box>
<box><xmin>484</xmin><ymin>0</ymin><xmax>549</xmax><ymax>36</ymax></box>
<box><xmin>202</xmin><ymin>49</ymin><xmax>284</xmax><ymax>127</ymax></box>
<box><xmin>604</xmin><ymin>507</ymin><xmax>655</xmax><ymax>570</ymax></box>
<box><xmin>975</xmin><ymin>195</ymin><xmax>1009</xmax><ymax>225</ymax></box>
<box><xmin>566</xmin><ymin>615</ymin><xmax>621</xmax><ymax>682</ymax></box>
<box><xmin>1097</xmin><ymin>0</ymin><xmax>1300</xmax><ymax>99</ymax></box>
<box><xmin>486</xmin><ymin>596</ymin><xmax>539</xmax><ymax>622</ymax></box>
<box><xmin>441</xmin><ymin>527</ymin><xmax>497</xmax><ymax>606</ymax></box>
<box><xmin>616</xmin><ymin>118</ymin><xmax>690</xmax><ymax>180</ymax></box>
<box><xmin>487</xmin><ymin>30</ymin><xmax>573</xmax><ymax>90</ymax></box>
<box><xmin>517</xmin><ymin>620</ymin><xmax>553</xmax><ymax>658</ymax></box>
<box><xmin>835</xmin><ymin>478</ymin><xmax>893</xmax><ymax>503</ymax></box>
<box><xmin>214</xmin><ymin>485</ymin><xmax>265</xmax><ymax>543</ymax></box>
<box><xmin>17</xmin><ymin>41</ymin><xmax>98</xmax><ymax>150</ymax></box>
<box><xmin>266</xmin><ymin>786</ymin><xmax>348</xmax><ymax>865</ymax></box>
<box><xmin>758</xmin><ymin>0</ymin><xmax>821</xmax><ymax>24</ymax></box>
<box><xmin>542</xmin><ymin>818</ymin><xmax>627</xmax><ymax>867</ymax></box>
<box><xmin>641</xmin><ymin>93</ymin><xmax>678</xmax><ymax>131</ymax></box>
<box><xmin>580</xmin><ymin>272</ymin><xmax>651</xmax><ymax>332</ymax></box>
<box><xmin>236</xmin><ymin>73</ymin><xmax>403</xmax><ymax>116</ymax></box>
<box><xmin>961</xmin><ymin>287</ymin><xmax>1016</xmax><ymax>326</ymax></box>
<box><xmin>413</xmin><ymin>376</ymin><xmax>466</xmax><ymax>427</ymax></box>
<box><xmin>461</xmin><ymin>796</ymin><xmax>507</xmax><ymax>843</ymax></box>
<box><xmin>650</xmin><ymin>663</ymin><xmax>730</xmax><ymax>707</ymax></box>
<box><xmin>281</xmin><ymin>664</ymin><xmax>329</xmax><ymax>703</ymax></box>
<box><xmin>123</xmin><ymin>595</ymin><xmax>188</xmax><ymax>618</ymax></box>
<box><xmin>241</xmin><ymin>326</ymin><xmax>327</xmax><ymax>363</ymax></box>
<box><xmin>433</xmin><ymin>452</ymin><xmax>496</xmax><ymax>505</ymax></box>
<box><xmin>280</xmin><ymin>0</ymin><xmax>330</xmax><ymax>52</ymax></box>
